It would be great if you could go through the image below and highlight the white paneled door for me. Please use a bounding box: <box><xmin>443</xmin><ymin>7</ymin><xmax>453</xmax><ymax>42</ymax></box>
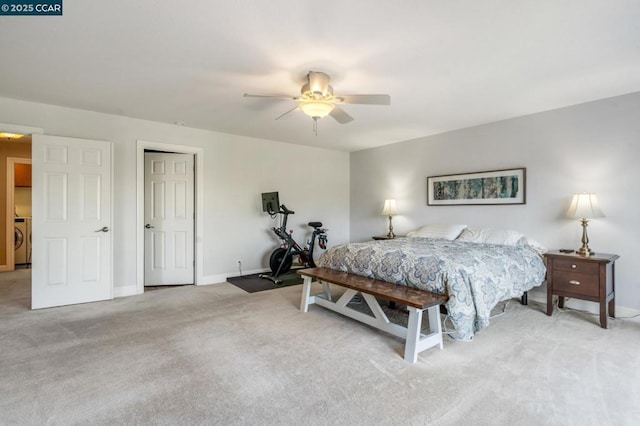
<box><xmin>144</xmin><ymin>153</ymin><xmax>194</xmax><ymax>286</ymax></box>
<box><xmin>31</xmin><ymin>135</ymin><xmax>112</xmax><ymax>309</ymax></box>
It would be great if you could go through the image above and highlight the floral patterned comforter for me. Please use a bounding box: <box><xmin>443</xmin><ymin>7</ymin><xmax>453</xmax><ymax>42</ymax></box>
<box><xmin>317</xmin><ymin>238</ymin><xmax>546</xmax><ymax>340</ymax></box>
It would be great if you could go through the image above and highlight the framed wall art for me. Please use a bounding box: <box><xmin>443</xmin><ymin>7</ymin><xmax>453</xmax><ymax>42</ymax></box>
<box><xmin>427</xmin><ymin>168</ymin><xmax>526</xmax><ymax>205</ymax></box>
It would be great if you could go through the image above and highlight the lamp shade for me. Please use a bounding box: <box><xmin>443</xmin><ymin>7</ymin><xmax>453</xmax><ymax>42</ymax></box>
<box><xmin>381</xmin><ymin>199</ymin><xmax>398</xmax><ymax>216</ymax></box>
<box><xmin>567</xmin><ymin>193</ymin><xmax>605</xmax><ymax>219</ymax></box>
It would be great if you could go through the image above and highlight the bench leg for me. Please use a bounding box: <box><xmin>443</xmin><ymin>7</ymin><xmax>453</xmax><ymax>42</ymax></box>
<box><xmin>321</xmin><ymin>281</ymin><xmax>332</xmax><ymax>301</ymax></box>
<box><xmin>427</xmin><ymin>305</ymin><xmax>444</xmax><ymax>350</ymax></box>
<box><xmin>300</xmin><ymin>275</ymin><xmax>313</xmax><ymax>312</ymax></box>
<box><xmin>404</xmin><ymin>307</ymin><xmax>423</xmax><ymax>363</ymax></box>
<box><xmin>405</xmin><ymin>305</ymin><xmax>444</xmax><ymax>363</ymax></box>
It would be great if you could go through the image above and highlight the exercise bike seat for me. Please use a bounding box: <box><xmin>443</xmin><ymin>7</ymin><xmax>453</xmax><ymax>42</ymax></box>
<box><xmin>308</xmin><ymin>221</ymin><xmax>323</xmax><ymax>229</ymax></box>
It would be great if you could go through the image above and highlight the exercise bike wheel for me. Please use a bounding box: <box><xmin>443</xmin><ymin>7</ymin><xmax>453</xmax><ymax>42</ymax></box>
<box><xmin>269</xmin><ymin>248</ymin><xmax>293</xmax><ymax>275</ymax></box>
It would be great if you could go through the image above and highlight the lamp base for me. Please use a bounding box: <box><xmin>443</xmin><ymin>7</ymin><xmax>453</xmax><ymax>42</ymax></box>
<box><xmin>576</xmin><ymin>218</ymin><xmax>594</xmax><ymax>257</ymax></box>
<box><xmin>576</xmin><ymin>246</ymin><xmax>594</xmax><ymax>257</ymax></box>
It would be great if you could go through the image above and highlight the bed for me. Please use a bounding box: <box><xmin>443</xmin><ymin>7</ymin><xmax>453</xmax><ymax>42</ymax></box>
<box><xmin>316</xmin><ymin>228</ymin><xmax>547</xmax><ymax>341</ymax></box>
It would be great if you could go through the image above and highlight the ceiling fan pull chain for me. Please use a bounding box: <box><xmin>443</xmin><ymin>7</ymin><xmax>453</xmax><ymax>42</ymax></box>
<box><xmin>313</xmin><ymin>118</ymin><xmax>318</xmax><ymax>136</ymax></box>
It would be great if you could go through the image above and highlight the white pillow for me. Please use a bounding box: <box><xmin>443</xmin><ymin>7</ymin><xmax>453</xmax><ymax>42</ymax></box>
<box><xmin>519</xmin><ymin>238</ymin><xmax>548</xmax><ymax>256</ymax></box>
<box><xmin>407</xmin><ymin>224</ymin><xmax>467</xmax><ymax>240</ymax></box>
<box><xmin>456</xmin><ymin>227</ymin><xmax>526</xmax><ymax>246</ymax></box>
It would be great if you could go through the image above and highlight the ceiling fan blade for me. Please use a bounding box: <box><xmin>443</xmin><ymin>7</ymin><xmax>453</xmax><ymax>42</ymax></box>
<box><xmin>329</xmin><ymin>106</ymin><xmax>354</xmax><ymax>124</ymax></box>
<box><xmin>243</xmin><ymin>93</ymin><xmax>298</xmax><ymax>100</ymax></box>
<box><xmin>275</xmin><ymin>105</ymin><xmax>300</xmax><ymax>120</ymax></box>
<box><xmin>337</xmin><ymin>94</ymin><xmax>391</xmax><ymax>105</ymax></box>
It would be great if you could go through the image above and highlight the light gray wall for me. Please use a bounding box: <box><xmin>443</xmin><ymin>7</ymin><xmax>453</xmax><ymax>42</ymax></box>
<box><xmin>350</xmin><ymin>92</ymin><xmax>640</xmax><ymax>311</ymax></box>
<box><xmin>0</xmin><ymin>97</ymin><xmax>350</xmax><ymax>292</ymax></box>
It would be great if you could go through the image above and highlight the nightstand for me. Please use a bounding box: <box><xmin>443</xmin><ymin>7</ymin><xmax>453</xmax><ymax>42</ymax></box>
<box><xmin>546</xmin><ymin>250</ymin><xmax>619</xmax><ymax>328</ymax></box>
<box><xmin>372</xmin><ymin>235</ymin><xmax>404</xmax><ymax>240</ymax></box>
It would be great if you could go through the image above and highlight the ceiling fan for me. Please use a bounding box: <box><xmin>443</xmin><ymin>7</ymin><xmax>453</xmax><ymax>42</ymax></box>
<box><xmin>243</xmin><ymin>71</ymin><xmax>390</xmax><ymax>135</ymax></box>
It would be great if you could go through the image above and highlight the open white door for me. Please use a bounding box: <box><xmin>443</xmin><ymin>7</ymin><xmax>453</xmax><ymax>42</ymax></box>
<box><xmin>31</xmin><ymin>135</ymin><xmax>112</xmax><ymax>309</ymax></box>
<box><xmin>144</xmin><ymin>152</ymin><xmax>194</xmax><ymax>286</ymax></box>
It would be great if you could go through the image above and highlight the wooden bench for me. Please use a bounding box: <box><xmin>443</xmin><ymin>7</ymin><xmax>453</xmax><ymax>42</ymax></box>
<box><xmin>298</xmin><ymin>267</ymin><xmax>448</xmax><ymax>363</ymax></box>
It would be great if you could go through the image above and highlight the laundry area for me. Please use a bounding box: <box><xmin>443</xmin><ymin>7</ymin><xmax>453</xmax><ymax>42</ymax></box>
<box><xmin>0</xmin><ymin>134</ymin><xmax>32</xmax><ymax>273</ymax></box>
<box><xmin>13</xmin><ymin>163</ymin><xmax>32</xmax><ymax>267</ymax></box>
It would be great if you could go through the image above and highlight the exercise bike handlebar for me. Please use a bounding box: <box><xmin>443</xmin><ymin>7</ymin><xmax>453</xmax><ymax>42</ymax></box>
<box><xmin>279</xmin><ymin>204</ymin><xmax>294</xmax><ymax>215</ymax></box>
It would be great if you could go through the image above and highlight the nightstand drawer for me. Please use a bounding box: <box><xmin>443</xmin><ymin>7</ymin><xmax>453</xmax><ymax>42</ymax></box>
<box><xmin>553</xmin><ymin>258</ymin><xmax>599</xmax><ymax>275</ymax></box>
<box><xmin>552</xmin><ymin>271</ymin><xmax>599</xmax><ymax>298</ymax></box>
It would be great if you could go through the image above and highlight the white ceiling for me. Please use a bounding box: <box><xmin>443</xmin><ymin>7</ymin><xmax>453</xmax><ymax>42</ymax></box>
<box><xmin>1</xmin><ymin>0</ymin><xmax>639</xmax><ymax>152</ymax></box>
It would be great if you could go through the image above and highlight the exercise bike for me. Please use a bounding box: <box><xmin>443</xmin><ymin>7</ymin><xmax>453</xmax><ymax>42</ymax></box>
<box><xmin>260</xmin><ymin>204</ymin><xmax>328</xmax><ymax>284</ymax></box>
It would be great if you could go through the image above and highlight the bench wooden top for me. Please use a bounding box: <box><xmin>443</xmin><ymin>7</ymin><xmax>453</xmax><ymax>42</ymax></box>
<box><xmin>297</xmin><ymin>267</ymin><xmax>448</xmax><ymax>309</ymax></box>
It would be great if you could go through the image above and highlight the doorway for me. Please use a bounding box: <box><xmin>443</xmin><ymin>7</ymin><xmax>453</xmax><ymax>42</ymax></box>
<box><xmin>1</xmin><ymin>133</ymin><xmax>33</xmax><ymax>273</ymax></box>
<box><xmin>4</xmin><ymin>156</ymin><xmax>33</xmax><ymax>272</ymax></box>
<box><xmin>1</xmin><ymin>124</ymin><xmax>42</xmax><ymax>311</ymax></box>
<box><xmin>8</xmin><ymin>158</ymin><xmax>33</xmax><ymax>269</ymax></box>
<box><xmin>136</xmin><ymin>140</ymin><xmax>204</xmax><ymax>294</ymax></box>
<box><xmin>4</xmin><ymin>159</ymin><xmax>33</xmax><ymax>310</ymax></box>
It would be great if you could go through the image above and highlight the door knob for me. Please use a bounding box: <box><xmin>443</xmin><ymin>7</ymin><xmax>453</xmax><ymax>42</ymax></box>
<box><xmin>95</xmin><ymin>226</ymin><xmax>109</xmax><ymax>232</ymax></box>
<box><xmin>145</xmin><ymin>224</ymin><xmax>155</xmax><ymax>229</ymax></box>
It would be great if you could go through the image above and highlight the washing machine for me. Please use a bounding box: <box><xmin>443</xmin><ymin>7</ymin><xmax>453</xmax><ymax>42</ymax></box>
<box><xmin>14</xmin><ymin>217</ymin><xmax>31</xmax><ymax>265</ymax></box>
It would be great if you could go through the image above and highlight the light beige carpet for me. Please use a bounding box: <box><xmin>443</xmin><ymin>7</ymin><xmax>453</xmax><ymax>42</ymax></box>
<box><xmin>1</xmin><ymin>269</ymin><xmax>639</xmax><ymax>425</ymax></box>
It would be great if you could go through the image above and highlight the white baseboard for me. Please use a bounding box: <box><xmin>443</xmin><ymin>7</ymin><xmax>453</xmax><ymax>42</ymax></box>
<box><xmin>199</xmin><ymin>268</ymin><xmax>270</xmax><ymax>286</ymax></box>
<box><xmin>528</xmin><ymin>288</ymin><xmax>640</xmax><ymax>323</ymax></box>
<box><xmin>113</xmin><ymin>268</ymin><xmax>271</xmax><ymax>295</ymax></box>
<box><xmin>198</xmin><ymin>274</ymin><xmax>230</xmax><ymax>286</ymax></box>
<box><xmin>114</xmin><ymin>284</ymin><xmax>139</xmax><ymax>298</ymax></box>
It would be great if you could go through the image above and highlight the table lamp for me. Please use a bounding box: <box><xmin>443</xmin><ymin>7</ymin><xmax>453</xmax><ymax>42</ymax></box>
<box><xmin>382</xmin><ymin>199</ymin><xmax>397</xmax><ymax>238</ymax></box>
<box><xmin>566</xmin><ymin>193</ymin><xmax>604</xmax><ymax>256</ymax></box>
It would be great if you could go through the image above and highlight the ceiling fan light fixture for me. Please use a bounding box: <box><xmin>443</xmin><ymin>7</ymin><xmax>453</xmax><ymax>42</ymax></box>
<box><xmin>243</xmin><ymin>70</ymin><xmax>390</xmax><ymax>129</ymax></box>
<box><xmin>300</xmin><ymin>101</ymin><xmax>335</xmax><ymax>119</ymax></box>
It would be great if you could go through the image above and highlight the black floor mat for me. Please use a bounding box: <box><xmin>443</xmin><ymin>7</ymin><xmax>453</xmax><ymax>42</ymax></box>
<box><xmin>227</xmin><ymin>270</ymin><xmax>304</xmax><ymax>293</ymax></box>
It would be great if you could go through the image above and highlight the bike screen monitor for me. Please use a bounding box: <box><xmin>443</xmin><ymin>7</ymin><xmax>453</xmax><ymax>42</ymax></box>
<box><xmin>261</xmin><ymin>191</ymin><xmax>280</xmax><ymax>214</ymax></box>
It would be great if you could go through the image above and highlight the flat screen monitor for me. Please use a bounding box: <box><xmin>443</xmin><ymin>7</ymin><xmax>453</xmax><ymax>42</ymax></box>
<box><xmin>261</xmin><ymin>192</ymin><xmax>279</xmax><ymax>213</ymax></box>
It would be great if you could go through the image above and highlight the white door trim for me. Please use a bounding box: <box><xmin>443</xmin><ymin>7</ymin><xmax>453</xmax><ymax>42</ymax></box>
<box><xmin>0</xmin><ymin>123</ymin><xmax>44</xmax><ymax>136</ymax></box>
<box><xmin>136</xmin><ymin>140</ymin><xmax>204</xmax><ymax>294</ymax></box>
